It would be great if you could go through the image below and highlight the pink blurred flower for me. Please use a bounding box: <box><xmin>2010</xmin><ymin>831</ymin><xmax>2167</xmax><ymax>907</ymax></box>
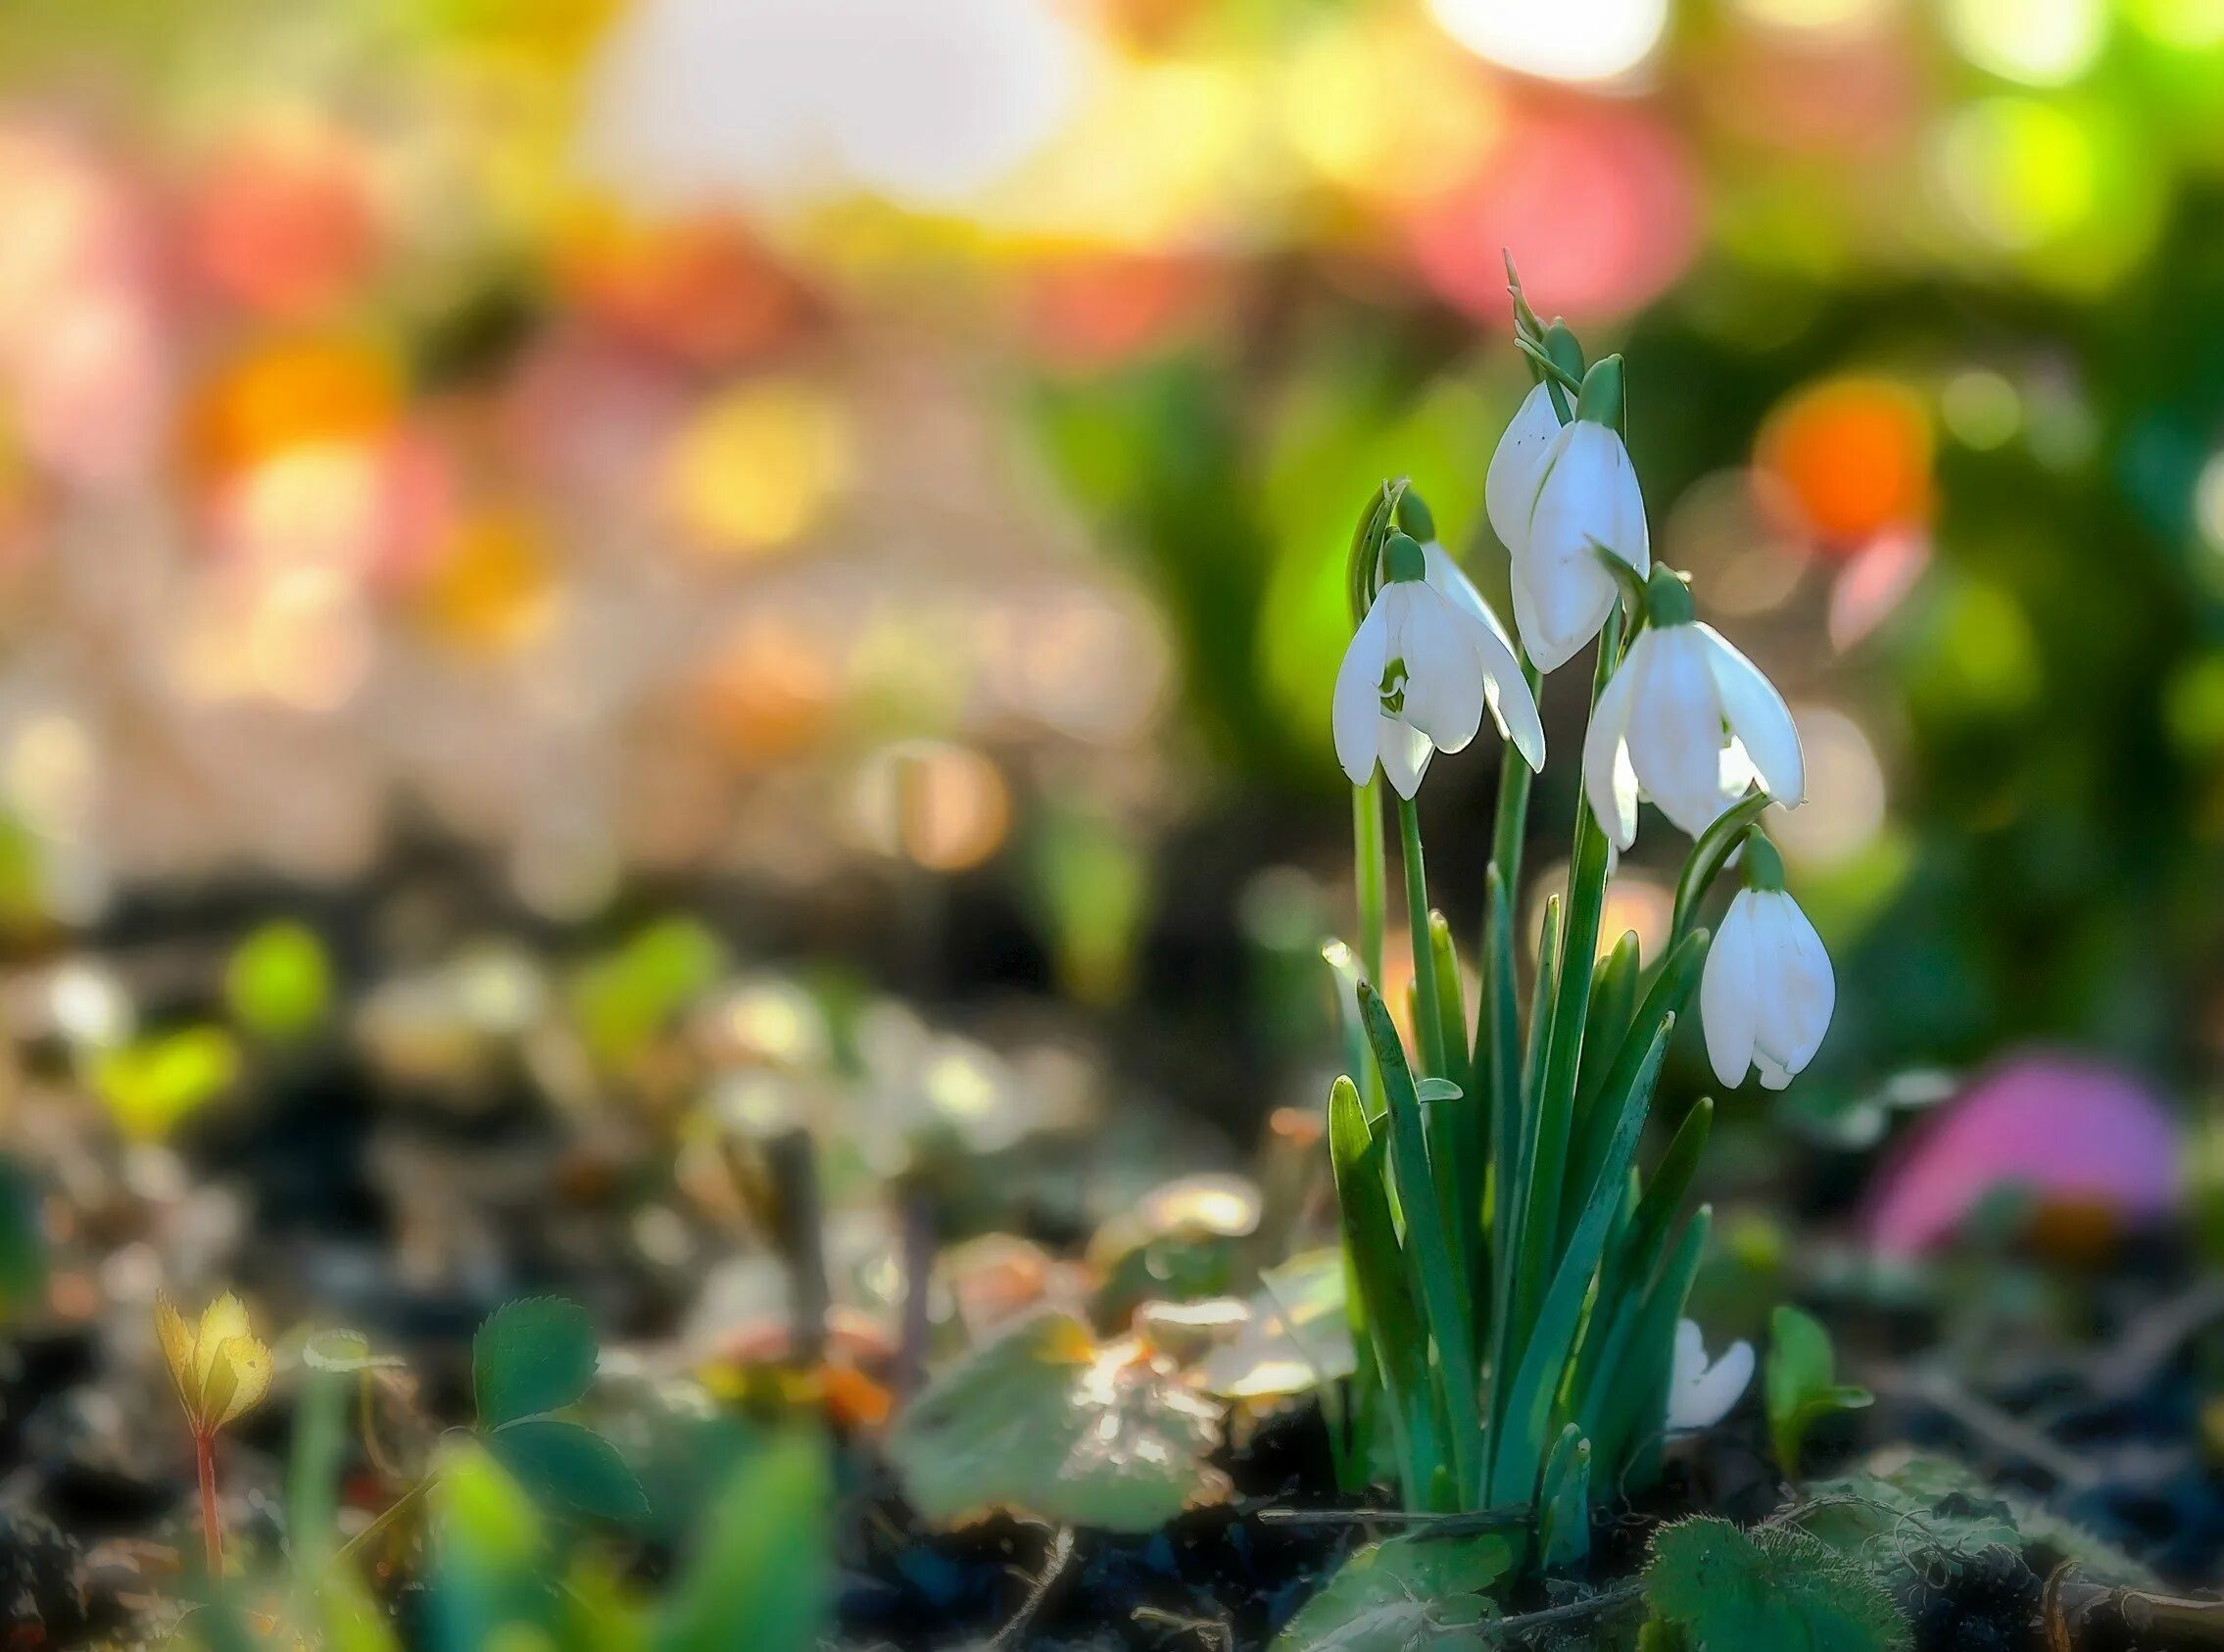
<box><xmin>1862</xmin><ymin>1051</ymin><xmax>2182</xmax><ymax>1257</ymax></box>
<box><xmin>1406</xmin><ymin>101</ymin><xmax>1698</xmax><ymax>324</ymax></box>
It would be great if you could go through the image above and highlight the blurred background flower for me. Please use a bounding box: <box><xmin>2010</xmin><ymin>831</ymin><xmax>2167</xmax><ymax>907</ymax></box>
<box><xmin>0</xmin><ymin>0</ymin><xmax>2217</xmax><ymax>1143</ymax></box>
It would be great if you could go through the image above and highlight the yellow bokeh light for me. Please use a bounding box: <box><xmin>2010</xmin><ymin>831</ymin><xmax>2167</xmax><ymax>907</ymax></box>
<box><xmin>1943</xmin><ymin>0</ymin><xmax>2105</xmax><ymax>85</ymax></box>
<box><xmin>1932</xmin><ymin>97</ymin><xmax>2096</xmax><ymax>253</ymax></box>
<box><xmin>2125</xmin><ymin>0</ymin><xmax>2224</xmax><ymax>49</ymax></box>
<box><xmin>662</xmin><ymin>380</ymin><xmax>848</xmax><ymax>556</ymax></box>
<box><xmin>1427</xmin><ymin>0</ymin><xmax>1668</xmax><ymax>84</ymax></box>
<box><xmin>418</xmin><ymin>509</ymin><xmax>559</xmax><ymax>653</ymax></box>
<box><xmin>1277</xmin><ymin>16</ymin><xmax>1501</xmax><ymax>202</ymax></box>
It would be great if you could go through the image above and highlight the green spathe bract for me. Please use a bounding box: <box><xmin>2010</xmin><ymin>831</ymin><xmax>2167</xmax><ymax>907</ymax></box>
<box><xmin>1316</xmin><ymin>261</ymin><xmax>1821</xmax><ymax>1563</ymax></box>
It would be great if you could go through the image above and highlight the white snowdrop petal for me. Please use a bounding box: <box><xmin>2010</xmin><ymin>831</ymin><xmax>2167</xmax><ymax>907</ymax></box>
<box><xmin>1395</xmin><ymin>588</ymin><xmax>1485</xmax><ymax>755</ymax></box>
<box><xmin>1582</xmin><ymin>649</ymin><xmax>1643</xmax><ymax>850</ymax></box>
<box><xmin>1698</xmin><ymin>625</ymin><xmax>1805</xmax><ymax>807</ymax></box>
<box><xmin>1623</xmin><ymin>628</ymin><xmax>1730</xmax><ymax>840</ymax></box>
<box><xmin>1485</xmin><ymin>381</ymin><xmax>1561</xmax><ymax>555</ymax></box>
<box><xmin>1332</xmin><ymin>601</ymin><xmax>1388</xmax><ymax>786</ymax></box>
<box><xmin>1378</xmin><ymin>716</ymin><xmax>1433</xmax><ymax>799</ymax></box>
<box><xmin>1701</xmin><ymin>892</ymin><xmax>1761</xmax><ymax>1087</ymax></box>
<box><xmin>1766</xmin><ymin>892</ymin><xmax>1835</xmax><ymax>1072</ymax></box>
<box><xmin>1682</xmin><ymin>1339</ymin><xmax>1755</xmax><ymax>1430</ymax></box>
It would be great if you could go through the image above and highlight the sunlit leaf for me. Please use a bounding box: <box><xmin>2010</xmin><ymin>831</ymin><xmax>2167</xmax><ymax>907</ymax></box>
<box><xmin>1272</xmin><ymin>1531</ymin><xmax>1512</xmax><ymax>1651</ymax></box>
<box><xmin>654</xmin><ymin>1433</ymin><xmax>832</xmax><ymax>1652</ymax></box>
<box><xmin>572</xmin><ymin>917</ymin><xmax>726</xmax><ymax>1069</ymax></box>
<box><xmin>91</xmin><ymin>1026</ymin><xmax>240</xmax><ymax>1139</ymax></box>
<box><xmin>474</xmin><ymin>1296</ymin><xmax>599</xmax><ymax>1428</ymax></box>
<box><xmin>205</xmin><ymin>1335</ymin><xmax>273</xmax><ymax>1431</ymax></box>
<box><xmin>1765</xmin><ymin>1305</ymin><xmax>1872</xmax><ymax>1476</ymax></box>
<box><xmin>1198</xmin><ymin>1248</ymin><xmax>1355</xmax><ymax>1400</ymax></box>
<box><xmin>888</xmin><ymin>1309</ymin><xmax>1226</xmax><ymax>1532</ymax></box>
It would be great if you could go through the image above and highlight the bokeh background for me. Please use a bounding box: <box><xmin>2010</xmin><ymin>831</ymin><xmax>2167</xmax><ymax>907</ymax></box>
<box><xmin>2</xmin><ymin>0</ymin><xmax>2223</xmax><ymax>1347</ymax></box>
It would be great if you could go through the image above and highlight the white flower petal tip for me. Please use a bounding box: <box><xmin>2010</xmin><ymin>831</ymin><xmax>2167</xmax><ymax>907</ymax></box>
<box><xmin>1700</xmin><ymin>887</ymin><xmax>1834</xmax><ymax>1090</ymax></box>
<box><xmin>1515</xmin><ymin>419</ymin><xmax>1648</xmax><ymax>671</ymax></box>
<box><xmin>1330</xmin><ymin>562</ymin><xmax>1540</xmax><ymax>794</ymax></box>
<box><xmin>1667</xmin><ymin>1321</ymin><xmax>1754</xmax><ymax>1433</ymax></box>
<box><xmin>1485</xmin><ymin>382</ymin><xmax>1561</xmax><ymax>557</ymax></box>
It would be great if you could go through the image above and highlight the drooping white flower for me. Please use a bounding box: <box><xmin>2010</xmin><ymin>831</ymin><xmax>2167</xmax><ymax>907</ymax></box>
<box><xmin>1484</xmin><ymin>380</ymin><xmax>1560</xmax><ymax>557</ymax></box>
<box><xmin>1513</xmin><ymin>359</ymin><xmax>1649</xmax><ymax>673</ymax></box>
<box><xmin>1334</xmin><ymin>533</ymin><xmax>1525</xmax><ymax>798</ymax></box>
<box><xmin>1583</xmin><ymin>572</ymin><xmax>1805</xmax><ymax>850</ymax></box>
<box><xmin>1701</xmin><ymin>842</ymin><xmax>1834</xmax><ymax>1091</ymax></box>
<box><xmin>1420</xmin><ymin>541</ymin><xmax>1545</xmax><ymax>773</ymax></box>
<box><xmin>1667</xmin><ymin>1319</ymin><xmax>1753</xmax><ymax>1433</ymax></box>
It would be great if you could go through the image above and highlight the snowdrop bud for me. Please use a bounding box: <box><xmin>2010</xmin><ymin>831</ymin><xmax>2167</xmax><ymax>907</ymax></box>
<box><xmin>1333</xmin><ymin>532</ymin><xmax>1543</xmax><ymax>796</ymax></box>
<box><xmin>1582</xmin><ymin>573</ymin><xmax>1806</xmax><ymax>850</ymax></box>
<box><xmin>1666</xmin><ymin>1319</ymin><xmax>1753</xmax><ymax>1433</ymax></box>
<box><xmin>1515</xmin><ymin>358</ymin><xmax>1649</xmax><ymax>672</ymax></box>
<box><xmin>1700</xmin><ymin>840</ymin><xmax>1834</xmax><ymax>1091</ymax></box>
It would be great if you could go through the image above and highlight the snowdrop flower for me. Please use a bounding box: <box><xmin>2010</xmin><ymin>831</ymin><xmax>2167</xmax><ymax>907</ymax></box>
<box><xmin>1484</xmin><ymin>380</ymin><xmax>1560</xmax><ymax>557</ymax></box>
<box><xmin>1402</xmin><ymin>498</ymin><xmax>1544</xmax><ymax>774</ymax></box>
<box><xmin>1511</xmin><ymin>358</ymin><xmax>1649</xmax><ymax>673</ymax></box>
<box><xmin>1583</xmin><ymin>568</ymin><xmax>1806</xmax><ymax>850</ymax></box>
<box><xmin>1701</xmin><ymin>836</ymin><xmax>1834</xmax><ymax>1091</ymax></box>
<box><xmin>1667</xmin><ymin>1319</ymin><xmax>1753</xmax><ymax>1433</ymax></box>
<box><xmin>1333</xmin><ymin>529</ymin><xmax>1542</xmax><ymax>797</ymax></box>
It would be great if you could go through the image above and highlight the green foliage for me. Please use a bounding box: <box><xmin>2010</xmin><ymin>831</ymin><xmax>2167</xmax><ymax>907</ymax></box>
<box><xmin>1644</xmin><ymin>1516</ymin><xmax>1910</xmax><ymax>1652</ymax></box>
<box><xmin>1536</xmin><ymin>1426</ymin><xmax>1592</xmax><ymax>1572</ymax></box>
<box><xmin>1765</xmin><ymin>1307</ymin><xmax>1873</xmax><ymax>1476</ymax></box>
<box><xmin>224</xmin><ymin>920</ymin><xmax>333</xmax><ymax>1042</ymax></box>
<box><xmin>653</xmin><ymin>1433</ymin><xmax>832</xmax><ymax>1652</ymax></box>
<box><xmin>474</xmin><ymin>1297</ymin><xmax>600</xmax><ymax>1427</ymax></box>
<box><xmin>91</xmin><ymin>1025</ymin><xmax>240</xmax><ymax>1138</ymax></box>
<box><xmin>469</xmin><ymin>1296</ymin><xmax>646</xmax><ymax>1526</ymax></box>
<box><xmin>0</xmin><ymin>1154</ymin><xmax>46</xmax><ymax>1324</ymax></box>
<box><xmin>571</xmin><ymin>917</ymin><xmax>725</xmax><ymax>1068</ymax></box>
<box><xmin>1272</xmin><ymin>1531</ymin><xmax>1513</xmax><ymax>1652</ymax></box>
<box><xmin>1798</xmin><ymin>1456</ymin><xmax>2154</xmax><ymax>1594</ymax></box>
<box><xmin>887</xmin><ymin>1308</ymin><xmax>1225</xmax><ymax>1532</ymax></box>
<box><xmin>486</xmin><ymin>1419</ymin><xmax>651</xmax><ymax>1523</ymax></box>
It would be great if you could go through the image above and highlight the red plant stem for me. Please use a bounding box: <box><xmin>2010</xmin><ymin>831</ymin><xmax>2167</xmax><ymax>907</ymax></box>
<box><xmin>195</xmin><ymin>1430</ymin><xmax>222</xmax><ymax>1578</ymax></box>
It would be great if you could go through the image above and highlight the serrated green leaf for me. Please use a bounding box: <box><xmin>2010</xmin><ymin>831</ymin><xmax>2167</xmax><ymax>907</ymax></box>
<box><xmin>1765</xmin><ymin>1306</ymin><xmax>1871</xmax><ymax>1475</ymax></box>
<box><xmin>487</xmin><ymin>1418</ymin><xmax>649</xmax><ymax>1523</ymax></box>
<box><xmin>474</xmin><ymin>1296</ymin><xmax>599</xmax><ymax>1428</ymax></box>
<box><xmin>1645</xmin><ymin>1516</ymin><xmax>1909</xmax><ymax>1652</ymax></box>
<box><xmin>888</xmin><ymin>1309</ymin><xmax>1225</xmax><ymax>1532</ymax></box>
<box><xmin>1799</xmin><ymin>1456</ymin><xmax>2156</xmax><ymax>1593</ymax></box>
<box><xmin>1273</xmin><ymin>1531</ymin><xmax>1512</xmax><ymax>1652</ymax></box>
<box><xmin>654</xmin><ymin>1433</ymin><xmax>832</xmax><ymax>1652</ymax></box>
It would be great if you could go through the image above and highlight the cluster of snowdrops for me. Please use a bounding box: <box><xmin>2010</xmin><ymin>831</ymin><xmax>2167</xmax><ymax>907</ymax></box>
<box><xmin>1316</xmin><ymin>267</ymin><xmax>1834</xmax><ymax>1529</ymax></box>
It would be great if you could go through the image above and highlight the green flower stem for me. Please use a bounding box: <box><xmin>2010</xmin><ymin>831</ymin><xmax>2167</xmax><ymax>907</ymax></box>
<box><xmin>1396</xmin><ymin>797</ymin><xmax>1445</xmax><ymax>1080</ymax></box>
<box><xmin>1353</xmin><ymin>781</ymin><xmax>1387</xmax><ymax>991</ymax></box>
<box><xmin>1511</xmin><ymin>607</ymin><xmax>1625</xmax><ymax>1348</ymax></box>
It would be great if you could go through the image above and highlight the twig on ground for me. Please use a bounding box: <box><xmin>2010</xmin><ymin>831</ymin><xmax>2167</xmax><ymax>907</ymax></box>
<box><xmin>988</xmin><ymin>1526</ymin><xmax>1077</xmax><ymax>1650</ymax></box>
